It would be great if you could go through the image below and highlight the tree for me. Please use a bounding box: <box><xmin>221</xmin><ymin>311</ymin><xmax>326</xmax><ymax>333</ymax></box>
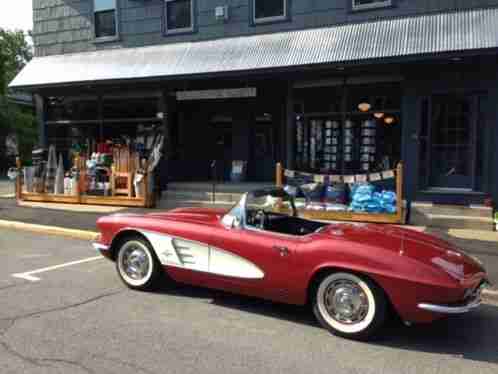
<box><xmin>0</xmin><ymin>28</ymin><xmax>36</xmax><ymax>172</ymax></box>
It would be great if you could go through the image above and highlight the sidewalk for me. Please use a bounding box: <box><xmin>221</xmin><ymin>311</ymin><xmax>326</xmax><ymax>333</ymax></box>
<box><xmin>0</xmin><ymin>194</ymin><xmax>497</xmax><ymax>291</ymax></box>
<box><xmin>0</xmin><ymin>179</ymin><xmax>14</xmax><ymax>198</ymax></box>
<box><xmin>0</xmin><ymin>195</ymin><xmax>229</xmax><ymax>231</ymax></box>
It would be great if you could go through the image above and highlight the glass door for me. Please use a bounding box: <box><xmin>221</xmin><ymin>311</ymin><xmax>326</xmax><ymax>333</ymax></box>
<box><xmin>428</xmin><ymin>94</ymin><xmax>477</xmax><ymax>190</ymax></box>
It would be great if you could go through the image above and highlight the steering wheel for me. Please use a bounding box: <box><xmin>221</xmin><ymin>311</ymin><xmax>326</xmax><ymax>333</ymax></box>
<box><xmin>255</xmin><ymin>210</ymin><xmax>266</xmax><ymax>230</ymax></box>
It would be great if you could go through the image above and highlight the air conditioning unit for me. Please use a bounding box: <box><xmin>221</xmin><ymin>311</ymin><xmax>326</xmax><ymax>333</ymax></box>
<box><xmin>215</xmin><ymin>5</ymin><xmax>229</xmax><ymax>21</ymax></box>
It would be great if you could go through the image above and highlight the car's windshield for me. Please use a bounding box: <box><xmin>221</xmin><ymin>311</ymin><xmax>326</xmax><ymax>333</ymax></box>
<box><xmin>222</xmin><ymin>188</ymin><xmax>295</xmax><ymax>228</ymax></box>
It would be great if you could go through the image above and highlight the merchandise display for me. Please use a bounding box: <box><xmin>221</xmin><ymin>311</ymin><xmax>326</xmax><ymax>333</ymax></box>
<box><xmin>16</xmin><ymin>129</ymin><xmax>164</xmax><ymax>207</ymax></box>
<box><xmin>359</xmin><ymin>120</ymin><xmax>376</xmax><ymax>172</ymax></box>
<box><xmin>285</xmin><ymin>181</ymin><xmax>396</xmax><ymax>214</ymax></box>
<box><xmin>350</xmin><ymin>183</ymin><xmax>396</xmax><ymax>213</ymax></box>
<box><xmin>276</xmin><ymin>161</ymin><xmax>403</xmax><ymax>224</ymax></box>
<box><xmin>295</xmin><ymin>112</ymin><xmax>399</xmax><ymax>176</ymax></box>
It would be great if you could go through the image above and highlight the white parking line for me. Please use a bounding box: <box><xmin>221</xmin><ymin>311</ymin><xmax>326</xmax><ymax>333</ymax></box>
<box><xmin>12</xmin><ymin>256</ymin><xmax>103</xmax><ymax>282</ymax></box>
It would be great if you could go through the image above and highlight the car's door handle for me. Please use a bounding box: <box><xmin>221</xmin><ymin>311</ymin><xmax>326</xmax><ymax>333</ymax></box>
<box><xmin>273</xmin><ymin>246</ymin><xmax>290</xmax><ymax>257</ymax></box>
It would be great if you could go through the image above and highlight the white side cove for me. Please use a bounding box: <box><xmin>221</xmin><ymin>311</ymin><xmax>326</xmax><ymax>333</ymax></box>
<box><xmin>139</xmin><ymin>230</ymin><xmax>264</xmax><ymax>279</ymax></box>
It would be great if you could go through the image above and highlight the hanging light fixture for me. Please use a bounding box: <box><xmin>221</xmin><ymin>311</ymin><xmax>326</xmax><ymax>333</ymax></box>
<box><xmin>358</xmin><ymin>102</ymin><xmax>371</xmax><ymax>112</ymax></box>
<box><xmin>384</xmin><ymin>116</ymin><xmax>396</xmax><ymax>125</ymax></box>
<box><xmin>373</xmin><ymin>112</ymin><xmax>385</xmax><ymax>119</ymax></box>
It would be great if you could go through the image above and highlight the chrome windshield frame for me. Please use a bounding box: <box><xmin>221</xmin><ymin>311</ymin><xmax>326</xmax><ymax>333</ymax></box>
<box><xmin>221</xmin><ymin>188</ymin><xmax>296</xmax><ymax>229</ymax></box>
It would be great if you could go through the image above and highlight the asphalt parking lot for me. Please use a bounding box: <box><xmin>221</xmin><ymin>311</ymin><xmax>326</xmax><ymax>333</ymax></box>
<box><xmin>1</xmin><ymin>228</ymin><xmax>498</xmax><ymax>374</ymax></box>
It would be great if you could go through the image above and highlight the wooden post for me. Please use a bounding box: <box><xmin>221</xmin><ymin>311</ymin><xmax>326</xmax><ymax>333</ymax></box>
<box><xmin>396</xmin><ymin>162</ymin><xmax>403</xmax><ymax>223</ymax></box>
<box><xmin>276</xmin><ymin>162</ymin><xmax>283</xmax><ymax>187</ymax></box>
<box><xmin>15</xmin><ymin>157</ymin><xmax>22</xmax><ymax>201</ymax></box>
<box><xmin>144</xmin><ymin>172</ymin><xmax>149</xmax><ymax>207</ymax></box>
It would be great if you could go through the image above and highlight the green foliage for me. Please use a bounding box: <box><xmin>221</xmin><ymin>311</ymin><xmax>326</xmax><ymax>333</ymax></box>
<box><xmin>0</xmin><ymin>28</ymin><xmax>36</xmax><ymax>169</ymax></box>
<box><xmin>0</xmin><ymin>28</ymin><xmax>33</xmax><ymax>93</ymax></box>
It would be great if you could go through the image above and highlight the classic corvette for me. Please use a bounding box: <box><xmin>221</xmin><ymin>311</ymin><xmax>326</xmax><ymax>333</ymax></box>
<box><xmin>93</xmin><ymin>187</ymin><xmax>489</xmax><ymax>340</ymax></box>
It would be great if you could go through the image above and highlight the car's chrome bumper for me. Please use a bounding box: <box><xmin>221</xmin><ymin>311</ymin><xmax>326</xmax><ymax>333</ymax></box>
<box><xmin>92</xmin><ymin>242</ymin><xmax>110</xmax><ymax>251</ymax></box>
<box><xmin>418</xmin><ymin>297</ymin><xmax>482</xmax><ymax>314</ymax></box>
<box><xmin>418</xmin><ymin>282</ymin><xmax>489</xmax><ymax>314</ymax></box>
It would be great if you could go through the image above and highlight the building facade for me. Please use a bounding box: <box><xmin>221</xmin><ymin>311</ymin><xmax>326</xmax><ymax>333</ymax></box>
<box><xmin>10</xmin><ymin>0</ymin><xmax>498</xmax><ymax>206</ymax></box>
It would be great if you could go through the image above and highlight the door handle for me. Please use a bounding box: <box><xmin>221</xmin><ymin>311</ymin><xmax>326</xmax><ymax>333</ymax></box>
<box><xmin>273</xmin><ymin>246</ymin><xmax>290</xmax><ymax>257</ymax></box>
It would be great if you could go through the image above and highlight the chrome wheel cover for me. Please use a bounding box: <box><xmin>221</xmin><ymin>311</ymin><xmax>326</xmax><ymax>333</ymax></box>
<box><xmin>118</xmin><ymin>241</ymin><xmax>153</xmax><ymax>286</ymax></box>
<box><xmin>323</xmin><ymin>280</ymin><xmax>369</xmax><ymax>325</ymax></box>
<box><xmin>316</xmin><ymin>273</ymin><xmax>376</xmax><ymax>334</ymax></box>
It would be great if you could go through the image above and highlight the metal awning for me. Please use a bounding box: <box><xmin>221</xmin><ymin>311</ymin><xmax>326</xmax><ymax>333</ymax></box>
<box><xmin>10</xmin><ymin>7</ymin><xmax>498</xmax><ymax>89</ymax></box>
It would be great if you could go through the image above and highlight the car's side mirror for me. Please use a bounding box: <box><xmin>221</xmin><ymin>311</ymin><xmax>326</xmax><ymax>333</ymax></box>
<box><xmin>231</xmin><ymin>216</ymin><xmax>241</xmax><ymax>229</ymax></box>
<box><xmin>222</xmin><ymin>215</ymin><xmax>241</xmax><ymax>229</ymax></box>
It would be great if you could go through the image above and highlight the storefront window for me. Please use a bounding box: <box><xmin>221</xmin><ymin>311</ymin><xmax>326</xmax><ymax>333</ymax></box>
<box><xmin>352</xmin><ymin>0</ymin><xmax>392</xmax><ymax>11</ymax></box>
<box><xmin>254</xmin><ymin>0</ymin><xmax>286</xmax><ymax>23</ymax></box>
<box><xmin>165</xmin><ymin>0</ymin><xmax>194</xmax><ymax>33</ymax></box>
<box><xmin>294</xmin><ymin>83</ymin><xmax>401</xmax><ymax>175</ymax></box>
<box><xmin>94</xmin><ymin>0</ymin><xmax>117</xmax><ymax>39</ymax></box>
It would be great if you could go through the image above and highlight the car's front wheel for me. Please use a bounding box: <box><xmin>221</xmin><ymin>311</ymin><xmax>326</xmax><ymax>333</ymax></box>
<box><xmin>116</xmin><ymin>236</ymin><xmax>161</xmax><ymax>291</ymax></box>
<box><xmin>313</xmin><ymin>272</ymin><xmax>387</xmax><ymax>340</ymax></box>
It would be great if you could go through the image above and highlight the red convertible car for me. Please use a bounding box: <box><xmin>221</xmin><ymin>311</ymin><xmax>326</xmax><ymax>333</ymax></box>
<box><xmin>93</xmin><ymin>188</ymin><xmax>489</xmax><ymax>340</ymax></box>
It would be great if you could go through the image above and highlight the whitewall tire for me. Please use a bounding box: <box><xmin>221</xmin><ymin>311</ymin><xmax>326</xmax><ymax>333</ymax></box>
<box><xmin>313</xmin><ymin>272</ymin><xmax>387</xmax><ymax>340</ymax></box>
<box><xmin>116</xmin><ymin>237</ymin><xmax>161</xmax><ymax>291</ymax></box>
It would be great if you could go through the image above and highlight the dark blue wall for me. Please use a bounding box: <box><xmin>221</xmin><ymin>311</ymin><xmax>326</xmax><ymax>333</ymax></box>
<box><xmin>32</xmin><ymin>0</ymin><xmax>498</xmax><ymax>57</ymax></box>
<box><xmin>401</xmin><ymin>59</ymin><xmax>498</xmax><ymax>204</ymax></box>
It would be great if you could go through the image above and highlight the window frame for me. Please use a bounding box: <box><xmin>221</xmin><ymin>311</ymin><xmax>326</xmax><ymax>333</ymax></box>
<box><xmin>164</xmin><ymin>0</ymin><xmax>195</xmax><ymax>36</ymax></box>
<box><xmin>351</xmin><ymin>0</ymin><xmax>393</xmax><ymax>12</ymax></box>
<box><xmin>93</xmin><ymin>0</ymin><xmax>120</xmax><ymax>43</ymax></box>
<box><xmin>252</xmin><ymin>0</ymin><xmax>288</xmax><ymax>25</ymax></box>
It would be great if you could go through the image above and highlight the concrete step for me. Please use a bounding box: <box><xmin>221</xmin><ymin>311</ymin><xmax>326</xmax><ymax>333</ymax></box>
<box><xmin>410</xmin><ymin>203</ymin><xmax>495</xmax><ymax>231</ymax></box>
<box><xmin>411</xmin><ymin>203</ymin><xmax>493</xmax><ymax>218</ymax></box>
<box><xmin>162</xmin><ymin>190</ymin><xmax>243</xmax><ymax>204</ymax></box>
<box><xmin>167</xmin><ymin>182</ymin><xmax>274</xmax><ymax>194</ymax></box>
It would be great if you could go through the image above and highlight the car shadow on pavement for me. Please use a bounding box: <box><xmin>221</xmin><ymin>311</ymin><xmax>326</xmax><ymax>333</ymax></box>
<box><xmin>153</xmin><ymin>281</ymin><xmax>318</xmax><ymax>327</ymax></box>
<box><xmin>153</xmin><ymin>282</ymin><xmax>498</xmax><ymax>364</ymax></box>
<box><xmin>377</xmin><ymin>304</ymin><xmax>498</xmax><ymax>365</ymax></box>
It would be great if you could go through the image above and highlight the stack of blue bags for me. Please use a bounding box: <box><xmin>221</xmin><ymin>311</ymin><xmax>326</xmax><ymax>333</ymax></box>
<box><xmin>350</xmin><ymin>183</ymin><xmax>397</xmax><ymax>214</ymax></box>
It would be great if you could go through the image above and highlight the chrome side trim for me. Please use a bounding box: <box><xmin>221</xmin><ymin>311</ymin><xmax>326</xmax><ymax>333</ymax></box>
<box><xmin>135</xmin><ymin>229</ymin><xmax>265</xmax><ymax>279</ymax></box>
<box><xmin>418</xmin><ymin>298</ymin><xmax>481</xmax><ymax>314</ymax></box>
<box><xmin>93</xmin><ymin>243</ymin><xmax>110</xmax><ymax>251</ymax></box>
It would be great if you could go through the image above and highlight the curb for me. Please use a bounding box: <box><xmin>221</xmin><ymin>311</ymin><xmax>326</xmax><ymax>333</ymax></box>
<box><xmin>0</xmin><ymin>219</ymin><xmax>99</xmax><ymax>241</ymax></box>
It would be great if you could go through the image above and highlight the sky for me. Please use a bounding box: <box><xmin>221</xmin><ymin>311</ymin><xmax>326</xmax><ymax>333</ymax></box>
<box><xmin>0</xmin><ymin>1</ymin><xmax>34</xmax><ymax>33</ymax></box>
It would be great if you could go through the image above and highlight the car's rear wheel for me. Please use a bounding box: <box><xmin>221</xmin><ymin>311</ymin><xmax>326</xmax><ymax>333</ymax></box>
<box><xmin>313</xmin><ymin>272</ymin><xmax>387</xmax><ymax>340</ymax></box>
<box><xmin>116</xmin><ymin>236</ymin><xmax>161</xmax><ymax>291</ymax></box>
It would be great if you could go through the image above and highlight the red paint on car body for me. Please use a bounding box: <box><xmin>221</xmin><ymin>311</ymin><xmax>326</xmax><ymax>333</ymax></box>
<box><xmin>95</xmin><ymin>207</ymin><xmax>487</xmax><ymax>324</ymax></box>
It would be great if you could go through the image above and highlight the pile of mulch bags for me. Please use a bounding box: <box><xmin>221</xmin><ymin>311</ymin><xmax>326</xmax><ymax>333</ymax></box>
<box><xmin>284</xmin><ymin>182</ymin><xmax>397</xmax><ymax>214</ymax></box>
<box><xmin>350</xmin><ymin>184</ymin><xmax>397</xmax><ymax>213</ymax></box>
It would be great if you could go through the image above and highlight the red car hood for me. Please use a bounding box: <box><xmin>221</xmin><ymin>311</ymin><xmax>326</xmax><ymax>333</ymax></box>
<box><xmin>321</xmin><ymin>223</ymin><xmax>485</xmax><ymax>283</ymax></box>
<box><xmin>145</xmin><ymin>207</ymin><xmax>228</xmax><ymax>226</ymax></box>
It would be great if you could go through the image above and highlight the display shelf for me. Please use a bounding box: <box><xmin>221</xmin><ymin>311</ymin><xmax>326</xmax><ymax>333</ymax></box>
<box><xmin>15</xmin><ymin>158</ymin><xmax>155</xmax><ymax>208</ymax></box>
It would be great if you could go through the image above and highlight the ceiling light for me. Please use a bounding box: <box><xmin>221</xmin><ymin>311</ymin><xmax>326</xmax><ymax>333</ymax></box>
<box><xmin>358</xmin><ymin>102</ymin><xmax>371</xmax><ymax>112</ymax></box>
<box><xmin>384</xmin><ymin>116</ymin><xmax>395</xmax><ymax>125</ymax></box>
<box><xmin>373</xmin><ymin>112</ymin><xmax>385</xmax><ymax>119</ymax></box>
